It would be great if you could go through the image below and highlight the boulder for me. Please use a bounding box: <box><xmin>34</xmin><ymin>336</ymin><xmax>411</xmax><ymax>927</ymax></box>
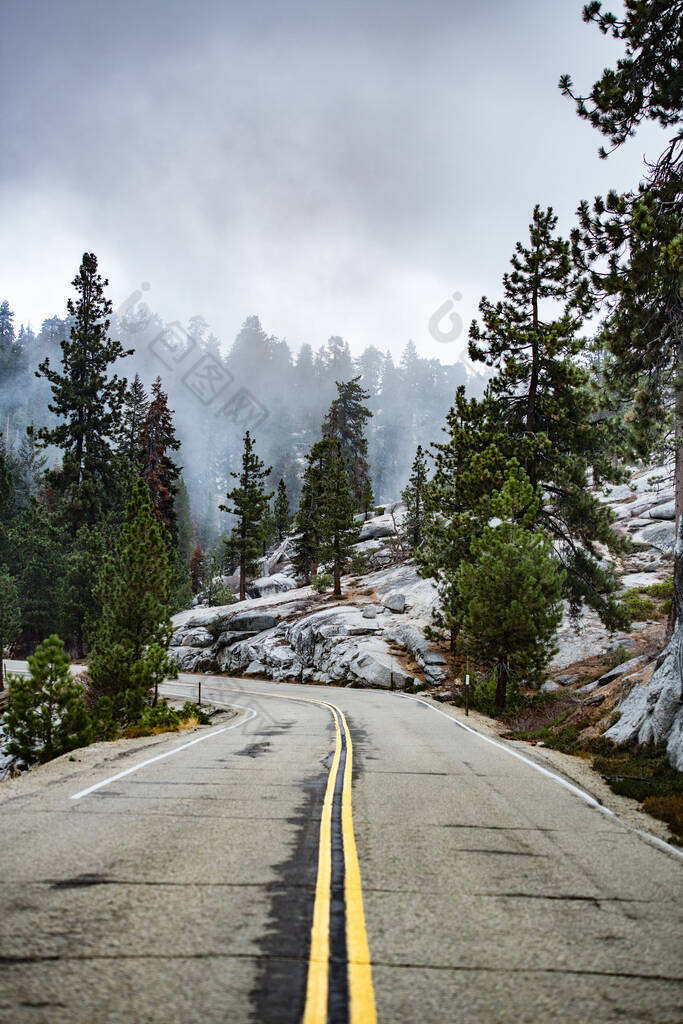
<box><xmin>247</xmin><ymin>574</ymin><xmax>297</xmax><ymax>599</ymax></box>
<box><xmin>226</xmin><ymin>610</ymin><xmax>281</xmax><ymax>632</ymax></box>
<box><xmin>180</xmin><ymin>628</ymin><xmax>214</xmax><ymax>648</ymax></box>
<box><xmin>383</xmin><ymin>592</ymin><xmax>406</xmax><ymax>614</ymax></box>
<box><xmin>648</xmin><ymin>500</ymin><xmax>676</xmax><ymax>521</ymax></box>
<box><xmin>359</xmin><ymin>520</ymin><xmax>397</xmax><ymax>541</ymax></box>
<box><xmin>362</xmin><ymin>605</ymin><xmax>379</xmax><ymax>619</ymax></box>
<box><xmin>541</xmin><ymin>680</ymin><xmax>561</xmax><ymax>693</ymax></box>
<box><xmin>593</xmin><ymin>655</ymin><xmax>648</xmax><ymax>688</ymax></box>
<box><xmin>636</xmin><ymin>521</ymin><xmax>676</xmax><ymax>554</ymax></box>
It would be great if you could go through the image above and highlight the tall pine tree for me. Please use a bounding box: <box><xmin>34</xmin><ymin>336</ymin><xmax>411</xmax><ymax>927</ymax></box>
<box><xmin>140</xmin><ymin>376</ymin><xmax>182</xmax><ymax>539</ymax></box>
<box><xmin>324</xmin><ymin>376</ymin><xmax>373</xmax><ymax>505</ymax></box>
<box><xmin>401</xmin><ymin>445</ymin><xmax>428</xmax><ymax>551</ymax></box>
<box><xmin>35</xmin><ymin>253</ymin><xmax>131</xmax><ymax>527</ymax></box>
<box><xmin>219</xmin><ymin>432</ymin><xmax>273</xmax><ymax>600</ymax></box>
<box><xmin>318</xmin><ymin>438</ymin><xmax>360</xmax><ymax>596</ymax></box>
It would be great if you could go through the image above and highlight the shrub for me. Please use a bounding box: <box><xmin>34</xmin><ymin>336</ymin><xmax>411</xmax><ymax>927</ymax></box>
<box><xmin>312</xmin><ymin>573</ymin><xmax>334</xmax><ymax>593</ymax></box>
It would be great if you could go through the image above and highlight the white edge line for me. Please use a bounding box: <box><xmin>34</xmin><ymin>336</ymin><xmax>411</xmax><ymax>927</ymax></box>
<box><xmin>399</xmin><ymin>694</ymin><xmax>683</xmax><ymax>862</ymax></box>
<box><xmin>70</xmin><ymin>701</ymin><xmax>257</xmax><ymax>800</ymax></box>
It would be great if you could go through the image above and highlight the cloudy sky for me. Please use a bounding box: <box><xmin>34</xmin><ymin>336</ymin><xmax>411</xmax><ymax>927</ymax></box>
<box><xmin>1</xmin><ymin>0</ymin><xmax>662</xmax><ymax>362</ymax></box>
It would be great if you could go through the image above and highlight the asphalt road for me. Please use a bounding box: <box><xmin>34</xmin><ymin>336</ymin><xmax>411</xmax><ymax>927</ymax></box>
<box><xmin>1</xmin><ymin>675</ymin><xmax>682</xmax><ymax>1024</ymax></box>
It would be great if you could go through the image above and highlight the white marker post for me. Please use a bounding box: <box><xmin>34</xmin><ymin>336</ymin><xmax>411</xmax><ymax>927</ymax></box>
<box><xmin>465</xmin><ymin>661</ymin><xmax>470</xmax><ymax>717</ymax></box>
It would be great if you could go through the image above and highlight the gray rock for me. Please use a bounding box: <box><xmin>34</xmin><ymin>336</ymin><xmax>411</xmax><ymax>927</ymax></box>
<box><xmin>583</xmin><ymin>692</ymin><xmax>606</xmax><ymax>707</ymax></box>
<box><xmin>226</xmin><ymin>610</ymin><xmax>281</xmax><ymax>632</ymax></box>
<box><xmin>594</xmin><ymin>655</ymin><xmax>647</xmax><ymax>688</ymax></box>
<box><xmin>180</xmin><ymin>628</ymin><xmax>214</xmax><ymax>648</ymax></box>
<box><xmin>359</xmin><ymin>521</ymin><xmax>397</xmax><ymax>541</ymax></box>
<box><xmin>244</xmin><ymin>660</ymin><xmax>267</xmax><ymax>676</ymax></box>
<box><xmin>648</xmin><ymin>500</ymin><xmax>676</xmax><ymax>521</ymax></box>
<box><xmin>555</xmin><ymin>673</ymin><xmax>577</xmax><ymax>686</ymax></box>
<box><xmin>383</xmin><ymin>592</ymin><xmax>406</xmax><ymax>614</ymax></box>
<box><xmin>636</xmin><ymin>520</ymin><xmax>676</xmax><ymax>554</ymax></box>
<box><xmin>541</xmin><ymin>680</ymin><xmax>560</xmax><ymax>693</ymax></box>
<box><xmin>246</xmin><ymin>573</ymin><xmax>297</xmax><ymax>599</ymax></box>
<box><xmin>362</xmin><ymin>605</ymin><xmax>379</xmax><ymax>619</ymax></box>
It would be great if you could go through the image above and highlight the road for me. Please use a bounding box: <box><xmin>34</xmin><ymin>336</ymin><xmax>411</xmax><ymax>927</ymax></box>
<box><xmin>1</xmin><ymin>674</ymin><xmax>682</xmax><ymax>1024</ymax></box>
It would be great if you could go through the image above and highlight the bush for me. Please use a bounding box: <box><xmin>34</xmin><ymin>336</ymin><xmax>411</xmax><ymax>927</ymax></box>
<box><xmin>4</xmin><ymin>635</ymin><xmax>92</xmax><ymax>765</ymax></box>
<box><xmin>312</xmin><ymin>573</ymin><xmax>334</xmax><ymax>593</ymax></box>
<box><xmin>642</xmin><ymin>794</ymin><xmax>683</xmax><ymax>841</ymax></box>
<box><xmin>619</xmin><ymin>589</ymin><xmax>657</xmax><ymax>621</ymax></box>
<box><xmin>209</xmin><ymin>583</ymin><xmax>238</xmax><ymax>607</ymax></box>
<box><xmin>349</xmin><ymin>551</ymin><xmax>370</xmax><ymax>575</ymax></box>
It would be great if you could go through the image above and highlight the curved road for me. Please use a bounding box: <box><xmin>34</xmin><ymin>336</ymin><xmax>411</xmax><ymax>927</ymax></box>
<box><xmin>1</xmin><ymin>674</ymin><xmax>681</xmax><ymax>1024</ymax></box>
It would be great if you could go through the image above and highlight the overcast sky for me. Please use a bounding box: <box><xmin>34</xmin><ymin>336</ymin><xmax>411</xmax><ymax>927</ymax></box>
<box><xmin>0</xmin><ymin>0</ymin><xmax>663</xmax><ymax>363</ymax></box>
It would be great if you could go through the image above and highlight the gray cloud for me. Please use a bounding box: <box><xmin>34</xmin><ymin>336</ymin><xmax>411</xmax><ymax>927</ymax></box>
<box><xmin>0</xmin><ymin>0</ymin><xmax>666</xmax><ymax>362</ymax></box>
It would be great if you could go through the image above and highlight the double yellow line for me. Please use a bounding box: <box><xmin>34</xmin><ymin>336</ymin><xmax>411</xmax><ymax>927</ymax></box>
<box><xmin>246</xmin><ymin>690</ymin><xmax>376</xmax><ymax>1024</ymax></box>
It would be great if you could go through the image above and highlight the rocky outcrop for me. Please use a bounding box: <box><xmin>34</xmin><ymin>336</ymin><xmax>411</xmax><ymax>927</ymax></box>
<box><xmin>247</xmin><ymin>574</ymin><xmax>297</xmax><ymax>599</ymax></box>
<box><xmin>605</xmin><ymin>519</ymin><xmax>683</xmax><ymax>770</ymax></box>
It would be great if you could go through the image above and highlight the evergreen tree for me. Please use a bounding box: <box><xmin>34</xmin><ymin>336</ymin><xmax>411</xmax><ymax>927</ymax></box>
<box><xmin>12</xmin><ymin>427</ymin><xmax>47</xmax><ymax>508</ymax></box>
<box><xmin>140</xmin><ymin>376</ymin><xmax>182</xmax><ymax>538</ymax></box>
<box><xmin>562</xmin><ymin>1</ymin><xmax>683</xmax><ymax>602</ymax></box>
<box><xmin>35</xmin><ymin>253</ymin><xmax>131</xmax><ymax>527</ymax></box>
<box><xmin>273</xmin><ymin>478</ymin><xmax>292</xmax><ymax>541</ymax></box>
<box><xmin>324</xmin><ymin>376</ymin><xmax>373</xmax><ymax>505</ymax></box>
<box><xmin>318</xmin><ymin>438</ymin><xmax>360</xmax><ymax>596</ymax></box>
<box><xmin>401</xmin><ymin>445</ymin><xmax>428</xmax><ymax>550</ymax></box>
<box><xmin>0</xmin><ymin>564</ymin><xmax>21</xmax><ymax>689</ymax></box>
<box><xmin>88</xmin><ymin>479</ymin><xmax>174</xmax><ymax>715</ymax></box>
<box><xmin>219</xmin><ymin>432</ymin><xmax>273</xmax><ymax>600</ymax></box>
<box><xmin>468</xmin><ymin>208</ymin><xmax>628</xmax><ymax>627</ymax></box>
<box><xmin>5</xmin><ymin>635</ymin><xmax>92</xmax><ymax>764</ymax></box>
<box><xmin>455</xmin><ymin>468</ymin><xmax>565</xmax><ymax>710</ymax></box>
<box><xmin>172</xmin><ymin>477</ymin><xmax>194</xmax><ymax>609</ymax></box>
<box><xmin>360</xmin><ymin>478</ymin><xmax>375</xmax><ymax>520</ymax></box>
<box><xmin>121</xmin><ymin>373</ymin><xmax>149</xmax><ymax>466</ymax></box>
<box><xmin>62</xmin><ymin>524</ymin><xmax>106</xmax><ymax>658</ymax></box>
<box><xmin>0</xmin><ymin>439</ymin><xmax>14</xmax><ymax>561</ymax></box>
<box><xmin>8</xmin><ymin>500</ymin><xmax>69</xmax><ymax>645</ymax></box>
<box><xmin>292</xmin><ymin>440</ymin><xmax>327</xmax><ymax>582</ymax></box>
<box><xmin>190</xmin><ymin>543</ymin><xmax>204</xmax><ymax>594</ymax></box>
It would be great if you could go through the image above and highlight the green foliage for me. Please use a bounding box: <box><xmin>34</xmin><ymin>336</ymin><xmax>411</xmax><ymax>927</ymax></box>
<box><xmin>211</xmin><ymin>582</ymin><xmax>238</xmax><ymax>606</ymax></box>
<box><xmin>324</xmin><ymin>376</ymin><xmax>373</xmax><ymax>505</ymax></box>
<box><xmin>273</xmin><ymin>478</ymin><xmax>292</xmax><ymax>542</ymax></box>
<box><xmin>312</xmin><ymin>573</ymin><xmax>334</xmax><ymax>593</ymax></box>
<box><xmin>349</xmin><ymin>550</ymin><xmax>370</xmax><ymax>575</ymax></box>
<box><xmin>4</xmin><ymin>635</ymin><xmax>92</xmax><ymax>765</ymax></box>
<box><xmin>619</xmin><ymin>590</ymin><xmax>657</xmax><ymax>622</ymax></box>
<box><xmin>140</xmin><ymin>376</ymin><xmax>182</xmax><ymax>538</ymax></box>
<box><xmin>7</xmin><ymin>500</ymin><xmax>70</xmax><ymax>646</ymax></box>
<box><xmin>317</xmin><ymin>437</ymin><xmax>360</xmax><ymax>596</ymax></box>
<box><xmin>126</xmin><ymin>699</ymin><xmax>210</xmax><ymax>737</ymax></box>
<box><xmin>88</xmin><ymin>479</ymin><xmax>174</xmax><ymax>716</ymax></box>
<box><xmin>220</xmin><ymin>431</ymin><xmax>272</xmax><ymax>600</ymax></box>
<box><xmin>35</xmin><ymin>253</ymin><xmax>131</xmax><ymax>528</ymax></box>
<box><xmin>401</xmin><ymin>444</ymin><xmax>428</xmax><ymax>551</ymax></box>
<box><xmin>0</xmin><ymin>564</ymin><xmax>21</xmax><ymax>688</ymax></box>
<box><xmin>455</xmin><ymin>467</ymin><xmax>565</xmax><ymax>709</ymax></box>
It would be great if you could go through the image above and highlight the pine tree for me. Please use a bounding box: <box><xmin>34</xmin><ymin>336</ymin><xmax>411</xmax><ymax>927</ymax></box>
<box><xmin>0</xmin><ymin>564</ymin><xmax>21</xmax><ymax>689</ymax></box>
<box><xmin>121</xmin><ymin>373</ymin><xmax>149</xmax><ymax>466</ymax></box>
<box><xmin>219</xmin><ymin>432</ymin><xmax>273</xmax><ymax>600</ymax></box>
<box><xmin>455</xmin><ymin>468</ymin><xmax>565</xmax><ymax>711</ymax></box>
<box><xmin>172</xmin><ymin>477</ymin><xmax>194</xmax><ymax>609</ymax></box>
<box><xmin>190</xmin><ymin>543</ymin><xmax>204</xmax><ymax>594</ymax></box>
<box><xmin>324</xmin><ymin>376</ymin><xmax>373</xmax><ymax>505</ymax></box>
<box><xmin>317</xmin><ymin>438</ymin><xmax>360</xmax><ymax>596</ymax></box>
<box><xmin>35</xmin><ymin>253</ymin><xmax>131</xmax><ymax>527</ymax></box>
<box><xmin>13</xmin><ymin>426</ymin><xmax>47</xmax><ymax>508</ymax></box>
<box><xmin>360</xmin><ymin>478</ymin><xmax>375</xmax><ymax>520</ymax></box>
<box><xmin>273</xmin><ymin>478</ymin><xmax>292</xmax><ymax>541</ymax></box>
<box><xmin>7</xmin><ymin>500</ymin><xmax>70</xmax><ymax>645</ymax></box>
<box><xmin>5</xmin><ymin>635</ymin><xmax>92</xmax><ymax>764</ymax></box>
<box><xmin>292</xmin><ymin>441</ymin><xmax>327</xmax><ymax>582</ymax></box>
<box><xmin>561</xmin><ymin>1</ymin><xmax>683</xmax><ymax>620</ymax></box>
<box><xmin>88</xmin><ymin>479</ymin><xmax>174</xmax><ymax>715</ymax></box>
<box><xmin>468</xmin><ymin>208</ymin><xmax>628</xmax><ymax>628</ymax></box>
<box><xmin>401</xmin><ymin>445</ymin><xmax>428</xmax><ymax>550</ymax></box>
<box><xmin>140</xmin><ymin>376</ymin><xmax>182</xmax><ymax>538</ymax></box>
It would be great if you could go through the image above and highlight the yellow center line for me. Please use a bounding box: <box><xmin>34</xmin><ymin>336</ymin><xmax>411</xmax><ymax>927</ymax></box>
<box><xmin>239</xmin><ymin>688</ymin><xmax>376</xmax><ymax>1024</ymax></box>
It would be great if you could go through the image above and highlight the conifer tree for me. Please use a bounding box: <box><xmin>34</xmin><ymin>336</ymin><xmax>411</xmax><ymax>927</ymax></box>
<box><xmin>5</xmin><ymin>635</ymin><xmax>92</xmax><ymax>764</ymax></box>
<box><xmin>13</xmin><ymin>426</ymin><xmax>47</xmax><ymax>508</ymax></box>
<box><xmin>561</xmin><ymin>1</ymin><xmax>683</xmax><ymax>631</ymax></box>
<box><xmin>318</xmin><ymin>438</ymin><xmax>360</xmax><ymax>596</ymax></box>
<box><xmin>292</xmin><ymin>440</ymin><xmax>327</xmax><ymax>582</ymax></box>
<box><xmin>273</xmin><ymin>478</ymin><xmax>292</xmax><ymax>541</ymax></box>
<box><xmin>455</xmin><ymin>468</ymin><xmax>565</xmax><ymax>710</ymax></box>
<box><xmin>360</xmin><ymin>478</ymin><xmax>374</xmax><ymax>520</ymax></box>
<box><xmin>121</xmin><ymin>373</ymin><xmax>149</xmax><ymax>466</ymax></box>
<box><xmin>190</xmin><ymin>543</ymin><xmax>204</xmax><ymax>594</ymax></box>
<box><xmin>35</xmin><ymin>253</ymin><xmax>131</xmax><ymax>526</ymax></box>
<box><xmin>140</xmin><ymin>376</ymin><xmax>182</xmax><ymax>538</ymax></box>
<box><xmin>468</xmin><ymin>208</ymin><xmax>628</xmax><ymax>627</ymax></box>
<box><xmin>324</xmin><ymin>376</ymin><xmax>373</xmax><ymax>504</ymax></box>
<box><xmin>8</xmin><ymin>500</ymin><xmax>69</xmax><ymax>645</ymax></box>
<box><xmin>88</xmin><ymin>479</ymin><xmax>175</xmax><ymax>715</ymax></box>
<box><xmin>172</xmin><ymin>477</ymin><xmax>194</xmax><ymax>609</ymax></box>
<box><xmin>0</xmin><ymin>564</ymin><xmax>21</xmax><ymax>689</ymax></box>
<box><xmin>219</xmin><ymin>432</ymin><xmax>273</xmax><ymax>600</ymax></box>
<box><xmin>402</xmin><ymin>445</ymin><xmax>428</xmax><ymax>550</ymax></box>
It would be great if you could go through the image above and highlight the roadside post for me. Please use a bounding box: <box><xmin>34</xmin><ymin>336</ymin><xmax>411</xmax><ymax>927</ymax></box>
<box><xmin>465</xmin><ymin>660</ymin><xmax>470</xmax><ymax>716</ymax></box>
<box><xmin>198</xmin><ymin>680</ymin><xmax>201</xmax><ymax>707</ymax></box>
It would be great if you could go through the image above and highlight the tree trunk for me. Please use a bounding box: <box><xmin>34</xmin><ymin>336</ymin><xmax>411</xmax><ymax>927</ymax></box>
<box><xmin>495</xmin><ymin>659</ymin><xmax>508</xmax><ymax>711</ymax></box>
<box><xmin>239</xmin><ymin>554</ymin><xmax>246</xmax><ymax>601</ymax></box>
<box><xmin>526</xmin><ymin>278</ymin><xmax>540</xmax><ymax>435</ymax></box>
<box><xmin>333</xmin><ymin>557</ymin><xmax>341</xmax><ymax>596</ymax></box>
